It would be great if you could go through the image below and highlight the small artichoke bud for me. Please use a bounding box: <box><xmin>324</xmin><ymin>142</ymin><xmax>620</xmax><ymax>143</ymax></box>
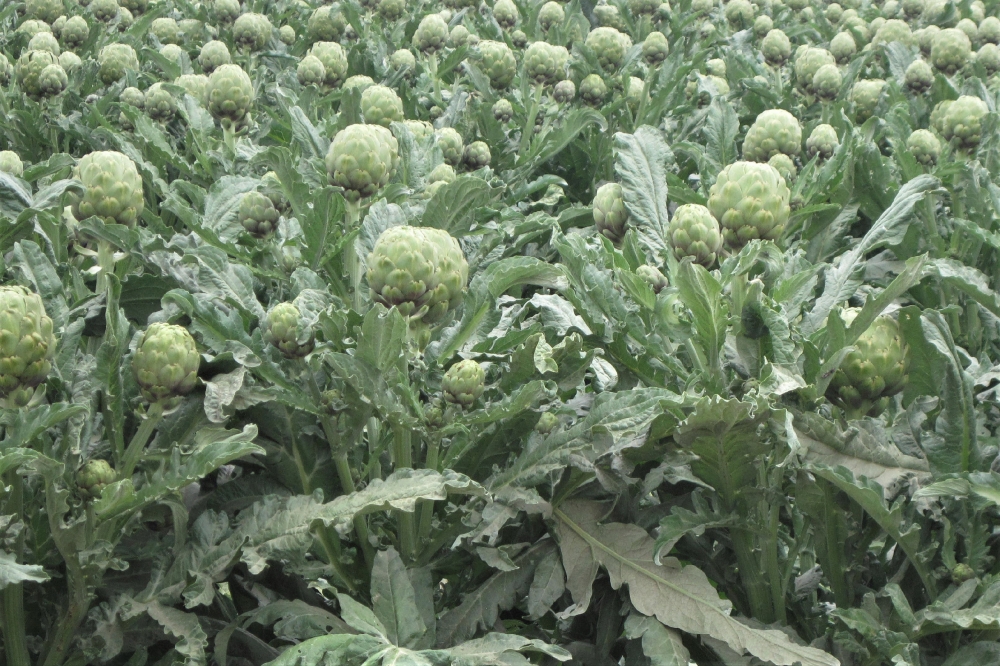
<box><xmin>825</xmin><ymin>310</ymin><xmax>908</xmax><ymax>420</ymax></box>
<box><xmin>0</xmin><ymin>152</ymin><xmax>24</xmax><ymax>177</ymax></box>
<box><xmin>553</xmin><ymin>79</ymin><xmax>576</xmax><ymax>103</ymax></box>
<box><xmin>535</xmin><ymin>412</ymin><xmax>559</xmax><ymax>434</ymax></box>
<box><xmin>493</xmin><ymin>98</ymin><xmax>514</xmax><ymax>122</ymax></box>
<box><xmin>593</xmin><ymin>182</ymin><xmax>628</xmax><ymax>243</ymax></box>
<box><xmin>463</xmin><ymin>141</ymin><xmax>491</xmax><ymax>169</ymax></box>
<box><xmin>443</xmin><ymin>359</ymin><xmax>486</xmax><ymax>407</ymax></box>
<box><xmin>952</xmin><ymin>563</ymin><xmax>976</xmax><ymax>583</ymax></box>
<box><xmin>238</xmin><ymin>191</ymin><xmax>280</xmax><ymax>238</ymax></box>
<box><xmin>436</xmin><ymin>128</ymin><xmax>464</xmax><ymax>167</ymax></box>
<box><xmin>636</xmin><ymin>265</ymin><xmax>669</xmax><ymax>293</ymax></box>
<box><xmin>77</xmin><ymin>460</ymin><xmax>116</xmax><ymax>499</ymax></box>
<box><xmin>263</xmin><ymin>302</ymin><xmax>315</xmax><ymax>359</ymax></box>
<box><xmin>132</xmin><ymin>323</ymin><xmax>200</xmax><ymax>408</ymax></box>
<box><xmin>424</xmin><ymin>399</ymin><xmax>445</xmax><ymax>428</ymax></box>
<box><xmin>0</xmin><ymin>286</ymin><xmax>56</xmax><ymax>408</ymax></box>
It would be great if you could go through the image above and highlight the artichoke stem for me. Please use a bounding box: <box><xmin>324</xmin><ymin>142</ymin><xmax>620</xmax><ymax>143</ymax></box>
<box><xmin>322</xmin><ymin>414</ymin><xmax>374</xmax><ymax>567</ymax></box>
<box><xmin>314</xmin><ymin>523</ymin><xmax>360</xmax><ymax>594</ymax></box>
<box><xmin>0</xmin><ymin>472</ymin><xmax>30</xmax><ymax>666</ymax></box>
<box><xmin>367</xmin><ymin>416</ymin><xmax>382</xmax><ymax>481</ymax></box>
<box><xmin>427</xmin><ymin>52</ymin><xmax>441</xmax><ymax>102</ymax></box>
<box><xmin>392</xmin><ymin>425</ymin><xmax>417</xmax><ymax>560</ymax></box>
<box><xmin>345</xmin><ymin>200</ymin><xmax>363</xmax><ymax>312</ymax></box>
<box><xmin>222</xmin><ymin>124</ymin><xmax>237</xmax><ymax>152</ymax></box>
<box><xmin>417</xmin><ymin>435</ymin><xmax>441</xmax><ymax>542</ymax></box>
<box><xmin>520</xmin><ymin>84</ymin><xmax>544</xmax><ymax>156</ymax></box>
<box><xmin>120</xmin><ymin>402</ymin><xmax>164</xmax><ymax>479</ymax></box>
<box><xmin>96</xmin><ymin>240</ymin><xmax>115</xmax><ymax>294</ymax></box>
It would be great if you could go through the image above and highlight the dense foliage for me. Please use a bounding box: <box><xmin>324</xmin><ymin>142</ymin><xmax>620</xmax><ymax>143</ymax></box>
<box><xmin>1</xmin><ymin>0</ymin><xmax>1000</xmax><ymax>664</ymax></box>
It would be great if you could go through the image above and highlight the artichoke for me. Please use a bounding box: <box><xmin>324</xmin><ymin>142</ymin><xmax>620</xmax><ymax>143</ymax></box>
<box><xmin>263</xmin><ymin>302</ymin><xmax>315</xmax><ymax>359</ymax></box>
<box><xmin>29</xmin><ymin>32</ymin><xmax>60</xmax><ymax>56</ymax></box>
<box><xmin>0</xmin><ymin>286</ymin><xmax>56</xmax><ymax>408</ymax></box>
<box><xmin>0</xmin><ymin>54</ymin><xmax>12</xmax><ymax>86</ymax></box>
<box><xmin>367</xmin><ymin>226</ymin><xmax>469</xmax><ymax>325</ymax></box>
<box><xmin>940</xmin><ymin>95</ymin><xmax>988</xmax><ymax>149</ymax></box>
<box><xmin>553</xmin><ymin>79</ymin><xmax>576</xmax><ymax>103</ymax></box>
<box><xmin>977</xmin><ymin>44</ymin><xmax>1000</xmax><ymax>74</ymax></box>
<box><xmin>279</xmin><ymin>25</ymin><xmax>295</xmax><ymax>45</ymax></box>
<box><xmin>594</xmin><ymin>2</ymin><xmax>625</xmax><ymax>28</ymax></box>
<box><xmin>668</xmin><ymin>204</ymin><xmax>724</xmax><ymax>266</ymax></box>
<box><xmin>26</xmin><ymin>0</ymin><xmax>63</xmax><ymax>23</ymax></box>
<box><xmin>762</xmin><ymin>29</ymin><xmax>792</xmax><ymax>65</ymax></box>
<box><xmin>768</xmin><ymin>154</ymin><xmax>796</xmax><ymax>184</ymax></box>
<box><xmin>145</xmin><ymin>83</ymin><xmax>176</xmax><ymax>122</ymax></box>
<box><xmin>77</xmin><ymin>460</ymin><xmax>116</xmax><ymax>499</ymax></box>
<box><xmin>806</xmin><ymin>124</ymin><xmax>839</xmax><ymax>159</ymax></box>
<box><xmin>493</xmin><ymin>98</ymin><xmax>514</xmax><ymax>122</ymax></box>
<box><xmin>297</xmin><ymin>56</ymin><xmax>326</xmax><ymax>87</ymax></box>
<box><xmin>593</xmin><ymin>182</ymin><xmax>628</xmax><ymax>243</ymax></box>
<box><xmin>905</xmin><ymin>59</ymin><xmax>934</xmax><ymax>93</ymax></box>
<box><xmin>206</xmin><ymin>64</ymin><xmax>254</xmax><ymax>130</ymax></box>
<box><xmin>443</xmin><ymin>359</ymin><xmax>485</xmax><ymax>407</ymax></box>
<box><xmin>580</xmin><ymin>74</ymin><xmax>608</xmax><ymax>106</ymax></box>
<box><xmin>121</xmin><ymin>86</ymin><xmax>145</xmax><ymax>109</ymax></box>
<box><xmin>725</xmin><ymin>0</ymin><xmax>754</xmax><ymax>28</ymax></box>
<box><xmin>98</xmin><ymin>44</ymin><xmax>139</xmax><ymax>85</ymax></box>
<box><xmin>91</xmin><ymin>0</ymin><xmax>120</xmax><ymax>23</ymax></box>
<box><xmin>825</xmin><ymin>311</ymin><xmax>908</xmax><ymax>419</ymax></box>
<box><xmin>58</xmin><ymin>16</ymin><xmax>89</xmax><ymax>49</ymax></box>
<box><xmin>150</xmin><ymin>17</ymin><xmax>180</xmax><ymax>44</ymax></box>
<box><xmin>390</xmin><ymin>49</ymin><xmax>416</xmax><ymax>73</ymax></box>
<box><xmin>812</xmin><ymin>64</ymin><xmax>842</xmax><ymax>99</ymax></box>
<box><xmin>538</xmin><ymin>1</ymin><xmax>565</xmax><ymax>30</ymax></box>
<box><xmin>212</xmin><ymin>0</ymin><xmax>240</xmax><ymax>23</ymax></box>
<box><xmin>344</xmin><ymin>75</ymin><xmax>375</xmax><ymax>94</ymax></box>
<box><xmin>850</xmin><ymin>79</ymin><xmax>886</xmax><ymax>122</ymax></box>
<box><xmin>931</xmin><ymin>28</ymin><xmax>972</xmax><ymax>74</ymax></box>
<box><xmin>361</xmin><ymin>85</ymin><xmax>404</xmax><ymax>127</ymax></box>
<box><xmin>16</xmin><ymin>50</ymin><xmax>58</xmax><ymax>98</ymax></box>
<box><xmin>478</xmin><ymin>40</ymin><xmax>517</xmax><ymax>89</ymax></box>
<box><xmin>586</xmin><ymin>27</ymin><xmax>627</xmax><ymax>71</ymax></box>
<box><xmin>794</xmin><ymin>47</ymin><xmax>836</xmax><ymax>93</ymax></box>
<box><xmin>0</xmin><ymin>151</ymin><xmax>24</xmax><ymax>177</ymax></box>
<box><xmin>198</xmin><ymin>40</ymin><xmax>231</xmax><ymax>74</ymax></box>
<box><xmin>132</xmin><ymin>323</ymin><xmax>200</xmax><ymax>408</ymax></box>
<box><xmin>830</xmin><ymin>32</ymin><xmax>857</xmax><ymax>63</ymax></box>
<box><xmin>238</xmin><ymin>191</ymin><xmax>280</xmax><ymax>238</ymax></box>
<box><xmin>493</xmin><ymin>0</ymin><xmax>519</xmax><ymax>28</ymax></box>
<box><xmin>233</xmin><ymin>13</ymin><xmax>272</xmax><ymax>52</ymax></box>
<box><xmin>436</xmin><ymin>128</ymin><xmax>464</xmax><ymax>167</ymax></box>
<box><xmin>176</xmin><ymin>74</ymin><xmax>209</xmax><ymax>105</ymax></box>
<box><xmin>535</xmin><ymin>411</ymin><xmax>559</xmax><ymax>434</ymax></box>
<box><xmin>379</xmin><ymin>0</ymin><xmax>405</xmax><ymax>20</ymax></box>
<box><xmin>326</xmin><ymin>124</ymin><xmax>399</xmax><ymax>201</ymax></box>
<box><xmin>707</xmin><ymin>161</ymin><xmax>790</xmax><ymax>249</ymax></box>
<box><xmin>59</xmin><ymin>52</ymin><xmax>81</xmax><ymax>71</ymax></box>
<box><xmin>636</xmin><ymin>265</ymin><xmax>669</xmax><ymax>293</ymax></box>
<box><xmin>413</xmin><ymin>14</ymin><xmax>449</xmax><ymax>53</ymax></box>
<box><xmin>980</xmin><ymin>16</ymin><xmax>1000</xmax><ymax>44</ymax></box>
<box><xmin>523</xmin><ymin>42</ymin><xmax>569</xmax><ymax>84</ymax></box>
<box><xmin>907</xmin><ymin>129</ymin><xmax>941</xmax><ymax>166</ymax></box>
<box><xmin>310</xmin><ymin>42</ymin><xmax>348</xmax><ymax>88</ymax></box>
<box><xmin>463</xmin><ymin>141</ymin><xmax>491</xmax><ymax>169</ymax></box>
<box><xmin>449</xmin><ymin>25</ymin><xmax>476</xmax><ymax>48</ymax></box>
<box><xmin>643</xmin><ymin>31</ymin><xmax>670</xmax><ymax>65</ymax></box>
<box><xmin>754</xmin><ymin>15</ymin><xmax>773</xmax><ymax>38</ymax></box>
<box><xmin>71</xmin><ymin>151</ymin><xmax>144</xmax><ymax>226</ymax></box>
<box><xmin>743</xmin><ymin>109</ymin><xmax>803</xmax><ymax>162</ymax></box>
<box><xmin>37</xmin><ymin>63</ymin><xmax>67</xmax><ymax>97</ymax></box>
<box><xmin>873</xmin><ymin>19</ymin><xmax>914</xmax><ymax>46</ymax></box>
<box><xmin>511</xmin><ymin>30</ymin><xmax>528</xmax><ymax>48</ymax></box>
<box><xmin>308</xmin><ymin>6</ymin><xmax>345</xmax><ymax>42</ymax></box>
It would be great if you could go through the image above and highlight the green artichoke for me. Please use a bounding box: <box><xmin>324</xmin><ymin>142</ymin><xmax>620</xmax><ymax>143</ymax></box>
<box><xmin>643</xmin><ymin>31</ymin><xmax>670</xmax><ymax>65</ymax></box>
<box><xmin>463</xmin><ymin>141</ymin><xmax>491</xmax><ymax>169</ymax></box>
<box><xmin>586</xmin><ymin>27</ymin><xmax>626</xmax><ymax>71</ymax></box>
<box><xmin>977</xmin><ymin>44</ymin><xmax>1000</xmax><ymax>74</ymax></box>
<box><xmin>367</xmin><ymin>226</ymin><xmax>469</xmax><ymax>325</ymax></box>
<box><xmin>825</xmin><ymin>311</ymin><xmax>908</xmax><ymax>419</ymax></box>
<box><xmin>16</xmin><ymin>50</ymin><xmax>58</xmax><ymax>98</ymax></box>
<box><xmin>213</xmin><ymin>0</ymin><xmax>240</xmax><ymax>23</ymax></box>
<box><xmin>594</xmin><ymin>1</ymin><xmax>624</xmax><ymax>28</ymax></box>
<box><xmin>71</xmin><ymin>151</ymin><xmax>144</xmax><ymax>226</ymax></box>
<box><xmin>443</xmin><ymin>359</ymin><xmax>485</xmax><ymax>407</ymax></box>
<box><xmin>493</xmin><ymin>98</ymin><xmax>514</xmax><ymax>122</ymax></box>
<box><xmin>0</xmin><ymin>54</ymin><xmax>12</xmax><ymax>86</ymax></box>
<box><xmin>743</xmin><ymin>109</ymin><xmax>802</xmax><ymax>162</ymax></box>
<box><xmin>176</xmin><ymin>74</ymin><xmax>208</xmax><ymax>105</ymax></box>
<box><xmin>0</xmin><ymin>151</ymin><xmax>24</xmax><ymax>177</ymax></box>
<box><xmin>29</xmin><ymin>32</ymin><xmax>60</xmax><ymax>56</ymax></box>
<box><xmin>132</xmin><ymin>323</ymin><xmax>200</xmax><ymax>408</ymax></box>
<box><xmin>120</xmin><ymin>0</ymin><xmax>147</xmax><ymax>14</ymax></box>
<box><xmin>849</xmin><ymin>79</ymin><xmax>885</xmax><ymax>122</ymax></box>
<box><xmin>523</xmin><ymin>41</ymin><xmax>569</xmax><ymax>84</ymax></box>
<box><xmin>553</xmin><ymin>79</ymin><xmax>576</xmax><ymax>103</ymax></box>
<box><xmin>279</xmin><ymin>25</ymin><xmax>295</xmax><ymax>45</ymax></box>
<box><xmin>940</xmin><ymin>95</ymin><xmax>988</xmax><ymax>149</ymax></box>
<box><xmin>121</xmin><ymin>86</ymin><xmax>145</xmax><ymax>109</ymax></box>
<box><xmin>310</xmin><ymin>42</ymin><xmax>348</xmax><ymax>88</ymax></box>
<box><xmin>794</xmin><ymin>47</ymin><xmax>836</xmax><ymax>93</ymax></box>
<box><xmin>762</xmin><ymin>29</ymin><xmax>792</xmax><ymax>65</ymax></box>
<box><xmin>905</xmin><ymin>59</ymin><xmax>934</xmax><ymax>93</ymax></box>
<box><xmin>493</xmin><ymin>0</ymin><xmax>519</xmax><ymax>28</ymax></box>
<box><xmin>198</xmin><ymin>40</ymin><xmax>231</xmax><ymax>74</ymax></box>
<box><xmin>980</xmin><ymin>16</ymin><xmax>1000</xmax><ymax>44</ymax></box>
<box><xmin>873</xmin><ymin>19</ymin><xmax>914</xmax><ymax>46</ymax></box>
<box><xmin>344</xmin><ymin>75</ymin><xmax>375</xmax><ymax>94</ymax></box>
<box><xmin>636</xmin><ymin>265</ymin><xmax>669</xmax><ymax>293</ymax></box>
<box><xmin>436</xmin><ymin>128</ymin><xmax>464</xmax><ymax>167</ymax></box>
<box><xmin>511</xmin><ymin>30</ymin><xmax>528</xmax><ymax>48</ymax></box>
<box><xmin>238</xmin><ymin>191</ymin><xmax>279</xmax><ymax>238</ymax></box>
<box><xmin>931</xmin><ymin>28</ymin><xmax>972</xmax><ymax>74</ymax></box>
<box><xmin>580</xmin><ymin>73</ymin><xmax>608</xmax><ymax>106</ymax></box>
<box><xmin>150</xmin><ymin>17</ymin><xmax>180</xmax><ymax>44</ymax></box>
<box><xmin>207</xmin><ymin>64</ymin><xmax>254</xmax><ymax>130</ymax></box>
<box><xmin>478</xmin><ymin>40</ymin><xmax>517</xmax><ymax>89</ymax></box>
<box><xmin>668</xmin><ymin>203</ymin><xmax>723</xmax><ymax>266</ymax></box>
<box><xmin>449</xmin><ymin>25</ymin><xmax>476</xmax><ymax>48</ymax></box>
<box><xmin>390</xmin><ymin>49</ymin><xmax>416</xmax><ymax>73</ymax></box>
<box><xmin>593</xmin><ymin>182</ymin><xmax>628</xmax><ymax>243</ymax></box>
<box><xmin>307</xmin><ymin>6</ymin><xmax>344</xmax><ymax>42</ymax></box>
<box><xmin>77</xmin><ymin>460</ymin><xmax>116</xmax><ymax>499</ymax></box>
<box><xmin>263</xmin><ymin>302</ymin><xmax>315</xmax><ymax>358</ymax></box>
<box><xmin>297</xmin><ymin>55</ymin><xmax>326</xmax><ymax>86</ymax></box>
<box><xmin>707</xmin><ymin>161</ymin><xmax>790</xmax><ymax>249</ymax></box>
<box><xmin>535</xmin><ymin>411</ymin><xmax>559</xmax><ymax>434</ymax></box>
<box><xmin>58</xmin><ymin>52</ymin><xmax>81</xmax><ymax>71</ymax></box>
<box><xmin>60</xmin><ymin>16</ymin><xmax>90</xmax><ymax>49</ymax></box>
<box><xmin>725</xmin><ymin>0</ymin><xmax>754</xmax><ymax>27</ymax></box>
<box><xmin>754</xmin><ymin>15</ymin><xmax>773</xmax><ymax>37</ymax></box>
<box><xmin>26</xmin><ymin>0</ymin><xmax>63</xmax><ymax>23</ymax></box>
<box><xmin>361</xmin><ymin>85</ymin><xmax>405</xmax><ymax>127</ymax></box>
<box><xmin>98</xmin><ymin>44</ymin><xmax>139</xmax><ymax>85</ymax></box>
<box><xmin>907</xmin><ymin>129</ymin><xmax>941</xmax><ymax>165</ymax></box>
<box><xmin>326</xmin><ymin>124</ymin><xmax>399</xmax><ymax>201</ymax></box>
<box><xmin>37</xmin><ymin>63</ymin><xmax>67</xmax><ymax>97</ymax></box>
<box><xmin>413</xmin><ymin>14</ymin><xmax>449</xmax><ymax>53</ymax></box>
<box><xmin>0</xmin><ymin>286</ymin><xmax>56</xmax><ymax>408</ymax></box>
<box><xmin>233</xmin><ymin>12</ymin><xmax>272</xmax><ymax>52</ymax></box>
<box><xmin>379</xmin><ymin>0</ymin><xmax>405</xmax><ymax>20</ymax></box>
<box><xmin>91</xmin><ymin>0</ymin><xmax>120</xmax><ymax>23</ymax></box>
<box><xmin>830</xmin><ymin>32</ymin><xmax>857</xmax><ymax>63</ymax></box>
<box><xmin>806</xmin><ymin>124</ymin><xmax>839</xmax><ymax>159</ymax></box>
<box><xmin>144</xmin><ymin>83</ymin><xmax>176</xmax><ymax>122</ymax></box>
<box><xmin>812</xmin><ymin>64</ymin><xmax>842</xmax><ymax>99</ymax></box>
<box><xmin>428</xmin><ymin>163</ymin><xmax>456</xmax><ymax>185</ymax></box>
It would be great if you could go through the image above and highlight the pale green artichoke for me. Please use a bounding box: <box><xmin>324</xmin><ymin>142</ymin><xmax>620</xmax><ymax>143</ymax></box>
<box><xmin>361</xmin><ymin>85</ymin><xmax>404</xmax><ymax>127</ymax></box>
<box><xmin>707</xmin><ymin>161</ymin><xmax>790</xmax><ymax>249</ymax></box>
<box><xmin>668</xmin><ymin>204</ymin><xmax>723</xmax><ymax>266</ymax></box>
<box><xmin>0</xmin><ymin>286</ymin><xmax>56</xmax><ymax>408</ymax></box>
<box><xmin>443</xmin><ymin>359</ymin><xmax>485</xmax><ymax>407</ymax></box>
<box><xmin>326</xmin><ymin>124</ymin><xmax>399</xmax><ymax>201</ymax></box>
<box><xmin>593</xmin><ymin>182</ymin><xmax>628</xmax><ymax>243</ymax></box>
<box><xmin>263</xmin><ymin>302</ymin><xmax>315</xmax><ymax>358</ymax></box>
<box><xmin>478</xmin><ymin>40</ymin><xmax>517</xmax><ymax>89</ymax></box>
<box><xmin>239</xmin><ymin>191</ymin><xmax>280</xmax><ymax>238</ymax></box>
<box><xmin>132</xmin><ymin>322</ymin><xmax>200</xmax><ymax>408</ymax></box>
<box><xmin>907</xmin><ymin>129</ymin><xmax>941</xmax><ymax>165</ymax></box>
<box><xmin>77</xmin><ymin>460</ymin><xmax>116</xmax><ymax>499</ymax></box>
<box><xmin>826</xmin><ymin>311</ymin><xmax>908</xmax><ymax>419</ymax></box>
<box><xmin>743</xmin><ymin>109</ymin><xmax>802</xmax><ymax>162</ymax></box>
<box><xmin>71</xmin><ymin>151</ymin><xmax>144</xmax><ymax>226</ymax></box>
<box><xmin>207</xmin><ymin>64</ymin><xmax>254</xmax><ymax>130</ymax></box>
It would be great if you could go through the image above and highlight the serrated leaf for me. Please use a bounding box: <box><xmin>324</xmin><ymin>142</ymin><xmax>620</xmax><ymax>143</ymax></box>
<box><xmin>371</xmin><ymin>547</ymin><xmax>427</xmax><ymax>648</ymax></box>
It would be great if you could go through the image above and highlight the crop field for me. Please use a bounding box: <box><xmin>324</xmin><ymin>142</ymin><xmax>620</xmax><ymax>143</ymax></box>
<box><xmin>0</xmin><ymin>0</ymin><xmax>999</xmax><ymax>664</ymax></box>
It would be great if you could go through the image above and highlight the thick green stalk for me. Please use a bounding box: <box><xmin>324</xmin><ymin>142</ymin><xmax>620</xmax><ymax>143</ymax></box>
<box><xmin>765</xmin><ymin>500</ymin><xmax>787</xmax><ymax>624</ymax></box>
<box><xmin>40</xmin><ymin>485</ymin><xmax>90</xmax><ymax>666</ymax></box>
<box><xmin>315</xmin><ymin>523</ymin><xmax>359</xmax><ymax>594</ymax></box>
<box><xmin>731</xmin><ymin>526</ymin><xmax>774</xmax><ymax>623</ymax></box>
<box><xmin>392</xmin><ymin>424</ymin><xmax>416</xmax><ymax>560</ymax></box>
<box><xmin>95</xmin><ymin>240</ymin><xmax>115</xmax><ymax>295</ymax></box>
<box><xmin>0</xmin><ymin>472</ymin><xmax>30</xmax><ymax>666</ymax></box>
<box><xmin>417</xmin><ymin>435</ymin><xmax>440</xmax><ymax>541</ymax></box>
<box><xmin>344</xmin><ymin>200</ymin><xmax>363</xmax><ymax>312</ymax></box>
<box><xmin>321</xmin><ymin>415</ymin><xmax>374</xmax><ymax>567</ymax></box>
<box><xmin>520</xmin><ymin>84</ymin><xmax>545</xmax><ymax>156</ymax></box>
<box><xmin>367</xmin><ymin>417</ymin><xmax>382</xmax><ymax>481</ymax></box>
<box><xmin>119</xmin><ymin>403</ymin><xmax>164</xmax><ymax>479</ymax></box>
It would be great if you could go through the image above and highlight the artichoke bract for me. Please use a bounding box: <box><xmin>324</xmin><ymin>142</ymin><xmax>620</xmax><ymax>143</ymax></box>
<box><xmin>132</xmin><ymin>323</ymin><xmax>200</xmax><ymax>408</ymax></box>
<box><xmin>0</xmin><ymin>286</ymin><xmax>56</xmax><ymax>408</ymax></box>
<box><xmin>593</xmin><ymin>182</ymin><xmax>628</xmax><ymax>243</ymax></box>
<box><xmin>668</xmin><ymin>204</ymin><xmax>723</xmax><ymax>266</ymax></box>
<box><xmin>742</xmin><ymin>109</ymin><xmax>802</xmax><ymax>162</ymax></box>
<box><xmin>367</xmin><ymin>226</ymin><xmax>469</xmax><ymax>326</ymax></box>
<box><xmin>263</xmin><ymin>302</ymin><xmax>315</xmax><ymax>359</ymax></box>
<box><xmin>443</xmin><ymin>359</ymin><xmax>485</xmax><ymax>407</ymax></box>
<box><xmin>707</xmin><ymin>161</ymin><xmax>790</xmax><ymax>249</ymax></box>
<box><xmin>207</xmin><ymin>64</ymin><xmax>254</xmax><ymax>131</ymax></box>
<box><xmin>825</xmin><ymin>311</ymin><xmax>908</xmax><ymax>419</ymax></box>
<box><xmin>326</xmin><ymin>124</ymin><xmax>399</xmax><ymax>201</ymax></box>
<box><xmin>77</xmin><ymin>460</ymin><xmax>115</xmax><ymax>500</ymax></box>
<box><xmin>71</xmin><ymin>151</ymin><xmax>144</xmax><ymax>226</ymax></box>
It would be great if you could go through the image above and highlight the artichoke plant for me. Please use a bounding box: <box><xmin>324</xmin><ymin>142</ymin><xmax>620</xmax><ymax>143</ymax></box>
<box><xmin>326</xmin><ymin>124</ymin><xmax>399</xmax><ymax>201</ymax></box>
<box><xmin>71</xmin><ymin>151</ymin><xmax>145</xmax><ymax>226</ymax></box>
<box><xmin>263</xmin><ymin>302</ymin><xmax>315</xmax><ymax>359</ymax></box>
<box><xmin>367</xmin><ymin>226</ymin><xmax>469</xmax><ymax>326</ymax></box>
<box><xmin>0</xmin><ymin>286</ymin><xmax>56</xmax><ymax>408</ymax></box>
<box><xmin>825</xmin><ymin>311</ymin><xmax>909</xmax><ymax>419</ymax></box>
<box><xmin>443</xmin><ymin>359</ymin><xmax>485</xmax><ymax>407</ymax></box>
<box><xmin>707</xmin><ymin>161</ymin><xmax>790</xmax><ymax>249</ymax></box>
<box><xmin>132</xmin><ymin>322</ymin><xmax>200</xmax><ymax>408</ymax></box>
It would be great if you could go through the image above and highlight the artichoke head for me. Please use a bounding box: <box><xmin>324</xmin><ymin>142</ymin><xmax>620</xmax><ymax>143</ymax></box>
<box><xmin>0</xmin><ymin>286</ymin><xmax>56</xmax><ymax>408</ymax></box>
<box><xmin>77</xmin><ymin>460</ymin><xmax>116</xmax><ymax>499</ymax></box>
<box><xmin>132</xmin><ymin>323</ymin><xmax>200</xmax><ymax>409</ymax></box>
<box><xmin>825</xmin><ymin>311</ymin><xmax>908</xmax><ymax>419</ymax></box>
<box><xmin>443</xmin><ymin>359</ymin><xmax>485</xmax><ymax>407</ymax></box>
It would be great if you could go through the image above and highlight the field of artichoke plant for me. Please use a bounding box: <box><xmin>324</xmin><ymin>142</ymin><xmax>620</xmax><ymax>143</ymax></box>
<box><xmin>2</xmin><ymin>0</ymin><xmax>1000</xmax><ymax>663</ymax></box>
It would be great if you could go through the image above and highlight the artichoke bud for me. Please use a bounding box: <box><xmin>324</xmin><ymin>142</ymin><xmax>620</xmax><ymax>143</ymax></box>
<box><xmin>423</xmin><ymin>398</ymin><xmax>445</xmax><ymax>428</ymax></box>
<box><xmin>824</xmin><ymin>310</ymin><xmax>909</xmax><ymax>420</ymax></box>
<box><xmin>77</xmin><ymin>459</ymin><xmax>116</xmax><ymax>500</ymax></box>
<box><xmin>952</xmin><ymin>563</ymin><xmax>976</xmax><ymax>583</ymax></box>
<box><xmin>636</xmin><ymin>265</ymin><xmax>668</xmax><ymax>293</ymax></box>
<box><xmin>0</xmin><ymin>286</ymin><xmax>56</xmax><ymax>408</ymax></box>
<box><xmin>132</xmin><ymin>323</ymin><xmax>200</xmax><ymax>409</ymax></box>
<box><xmin>442</xmin><ymin>359</ymin><xmax>485</xmax><ymax>408</ymax></box>
<box><xmin>263</xmin><ymin>302</ymin><xmax>315</xmax><ymax>359</ymax></box>
<box><xmin>321</xmin><ymin>389</ymin><xmax>345</xmax><ymax>415</ymax></box>
<box><xmin>535</xmin><ymin>411</ymin><xmax>559</xmax><ymax>434</ymax></box>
